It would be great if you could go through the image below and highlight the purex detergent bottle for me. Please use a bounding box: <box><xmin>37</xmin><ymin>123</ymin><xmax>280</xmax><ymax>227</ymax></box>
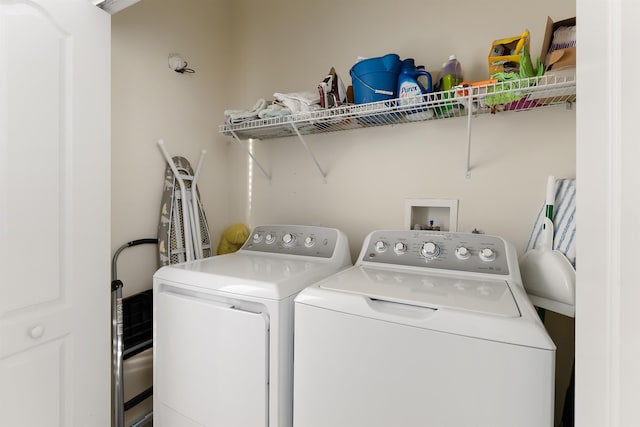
<box><xmin>397</xmin><ymin>58</ymin><xmax>432</xmax><ymax>100</ymax></box>
<box><xmin>397</xmin><ymin>58</ymin><xmax>433</xmax><ymax>120</ymax></box>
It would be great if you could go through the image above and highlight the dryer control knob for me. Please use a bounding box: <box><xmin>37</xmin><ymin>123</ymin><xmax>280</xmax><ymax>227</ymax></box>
<box><xmin>304</xmin><ymin>236</ymin><xmax>315</xmax><ymax>247</ymax></box>
<box><xmin>479</xmin><ymin>248</ymin><xmax>496</xmax><ymax>261</ymax></box>
<box><xmin>394</xmin><ymin>242</ymin><xmax>407</xmax><ymax>255</ymax></box>
<box><xmin>282</xmin><ymin>233</ymin><xmax>296</xmax><ymax>246</ymax></box>
<box><xmin>265</xmin><ymin>233</ymin><xmax>275</xmax><ymax>244</ymax></box>
<box><xmin>374</xmin><ymin>240</ymin><xmax>387</xmax><ymax>253</ymax></box>
<box><xmin>455</xmin><ymin>246</ymin><xmax>471</xmax><ymax>260</ymax></box>
<box><xmin>420</xmin><ymin>242</ymin><xmax>440</xmax><ymax>259</ymax></box>
<box><xmin>252</xmin><ymin>233</ymin><xmax>263</xmax><ymax>243</ymax></box>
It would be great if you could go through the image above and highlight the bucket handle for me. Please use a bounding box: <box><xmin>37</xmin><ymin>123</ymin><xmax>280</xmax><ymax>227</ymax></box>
<box><xmin>350</xmin><ymin>70</ymin><xmax>395</xmax><ymax>96</ymax></box>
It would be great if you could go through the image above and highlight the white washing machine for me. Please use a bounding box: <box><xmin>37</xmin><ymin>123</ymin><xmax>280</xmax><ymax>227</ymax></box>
<box><xmin>152</xmin><ymin>225</ymin><xmax>350</xmax><ymax>427</ymax></box>
<box><xmin>294</xmin><ymin>230</ymin><xmax>556</xmax><ymax>427</ymax></box>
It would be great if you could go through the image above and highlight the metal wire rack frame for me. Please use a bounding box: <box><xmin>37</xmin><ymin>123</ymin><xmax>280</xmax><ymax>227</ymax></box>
<box><xmin>219</xmin><ymin>74</ymin><xmax>576</xmax><ymax>179</ymax></box>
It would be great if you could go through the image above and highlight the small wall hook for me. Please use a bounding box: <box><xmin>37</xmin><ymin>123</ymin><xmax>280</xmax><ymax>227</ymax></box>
<box><xmin>168</xmin><ymin>54</ymin><xmax>195</xmax><ymax>74</ymax></box>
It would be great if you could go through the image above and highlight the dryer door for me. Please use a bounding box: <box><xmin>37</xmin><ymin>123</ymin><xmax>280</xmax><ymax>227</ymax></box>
<box><xmin>155</xmin><ymin>288</ymin><xmax>269</xmax><ymax>427</ymax></box>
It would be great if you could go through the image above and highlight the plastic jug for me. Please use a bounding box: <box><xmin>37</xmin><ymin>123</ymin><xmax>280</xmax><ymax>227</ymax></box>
<box><xmin>397</xmin><ymin>58</ymin><xmax>433</xmax><ymax>120</ymax></box>
<box><xmin>439</xmin><ymin>54</ymin><xmax>463</xmax><ymax>91</ymax></box>
<box><xmin>434</xmin><ymin>55</ymin><xmax>464</xmax><ymax>117</ymax></box>
<box><xmin>397</xmin><ymin>58</ymin><xmax>432</xmax><ymax>100</ymax></box>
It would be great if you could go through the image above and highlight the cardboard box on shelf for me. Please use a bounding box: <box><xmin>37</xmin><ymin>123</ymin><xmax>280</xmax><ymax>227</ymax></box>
<box><xmin>541</xmin><ymin>16</ymin><xmax>576</xmax><ymax>72</ymax></box>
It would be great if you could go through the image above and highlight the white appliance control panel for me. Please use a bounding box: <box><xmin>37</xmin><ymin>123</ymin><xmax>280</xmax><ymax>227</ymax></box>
<box><xmin>362</xmin><ymin>230</ymin><xmax>509</xmax><ymax>275</ymax></box>
<box><xmin>242</xmin><ymin>225</ymin><xmax>341</xmax><ymax>258</ymax></box>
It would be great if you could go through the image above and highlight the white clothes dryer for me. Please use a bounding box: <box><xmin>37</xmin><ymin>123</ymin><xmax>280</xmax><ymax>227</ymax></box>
<box><xmin>153</xmin><ymin>225</ymin><xmax>350</xmax><ymax>427</ymax></box>
<box><xmin>294</xmin><ymin>230</ymin><xmax>556</xmax><ymax>427</ymax></box>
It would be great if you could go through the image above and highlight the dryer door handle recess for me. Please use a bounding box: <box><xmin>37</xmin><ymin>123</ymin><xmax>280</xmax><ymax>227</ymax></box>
<box><xmin>157</xmin><ymin>288</ymin><xmax>235</xmax><ymax>309</ymax></box>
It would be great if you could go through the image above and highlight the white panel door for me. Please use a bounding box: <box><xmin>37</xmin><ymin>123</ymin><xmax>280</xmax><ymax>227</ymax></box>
<box><xmin>0</xmin><ymin>1</ymin><xmax>110</xmax><ymax>426</ymax></box>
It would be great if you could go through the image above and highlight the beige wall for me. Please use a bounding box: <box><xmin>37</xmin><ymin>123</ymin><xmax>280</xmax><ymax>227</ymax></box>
<box><xmin>226</xmin><ymin>0</ymin><xmax>576</xmax><ymax>262</ymax></box>
<box><xmin>112</xmin><ymin>0</ymin><xmax>576</xmax><ymax>286</ymax></box>
<box><xmin>112</xmin><ymin>0</ymin><xmax>575</xmax><ymax>423</ymax></box>
<box><xmin>111</xmin><ymin>0</ymin><xmax>233</xmax><ymax>295</ymax></box>
<box><xmin>228</xmin><ymin>0</ymin><xmax>571</xmax><ymax>100</ymax></box>
<box><xmin>241</xmin><ymin>110</ymin><xmax>575</xmax><ymax>259</ymax></box>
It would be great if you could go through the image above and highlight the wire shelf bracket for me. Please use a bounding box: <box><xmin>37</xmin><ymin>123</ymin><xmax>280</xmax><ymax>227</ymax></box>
<box><xmin>228</xmin><ymin>129</ymin><xmax>272</xmax><ymax>181</ymax></box>
<box><xmin>290</xmin><ymin>122</ymin><xmax>328</xmax><ymax>182</ymax></box>
<box><xmin>464</xmin><ymin>94</ymin><xmax>473</xmax><ymax>179</ymax></box>
<box><xmin>228</xmin><ymin>123</ymin><xmax>328</xmax><ymax>182</ymax></box>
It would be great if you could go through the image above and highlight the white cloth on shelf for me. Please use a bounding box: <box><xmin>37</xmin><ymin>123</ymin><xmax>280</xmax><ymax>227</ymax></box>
<box><xmin>224</xmin><ymin>98</ymin><xmax>267</xmax><ymax>123</ymax></box>
<box><xmin>258</xmin><ymin>103</ymin><xmax>292</xmax><ymax>119</ymax></box>
<box><xmin>273</xmin><ymin>91</ymin><xmax>321</xmax><ymax>114</ymax></box>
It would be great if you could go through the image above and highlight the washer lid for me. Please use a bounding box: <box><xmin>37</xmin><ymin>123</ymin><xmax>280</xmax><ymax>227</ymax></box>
<box><xmin>319</xmin><ymin>266</ymin><xmax>520</xmax><ymax>318</ymax></box>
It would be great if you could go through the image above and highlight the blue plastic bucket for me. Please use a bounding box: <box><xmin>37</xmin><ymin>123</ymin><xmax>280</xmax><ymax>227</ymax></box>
<box><xmin>350</xmin><ymin>54</ymin><xmax>401</xmax><ymax>104</ymax></box>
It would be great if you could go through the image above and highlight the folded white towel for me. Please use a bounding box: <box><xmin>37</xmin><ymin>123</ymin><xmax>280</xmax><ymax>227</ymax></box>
<box><xmin>273</xmin><ymin>91</ymin><xmax>321</xmax><ymax>114</ymax></box>
<box><xmin>258</xmin><ymin>103</ymin><xmax>292</xmax><ymax>119</ymax></box>
<box><xmin>224</xmin><ymin>98</ymin><xmax>267</xmax><ymax>123</ymax></box>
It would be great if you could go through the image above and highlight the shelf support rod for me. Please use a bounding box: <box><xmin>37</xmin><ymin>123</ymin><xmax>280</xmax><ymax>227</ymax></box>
<box><xmin>290</xmin><ymin>122</ymin><xmax>328</xmax><ymax>182</ymax></box>
<box><xmin>465</xmin><ymin>93</ymin><xmax>473</xmax><ymax>179</ymax></box>
<box><xmin>228</xmin><ymin>130</ymin><xmax>272</xmax><ymax>181</ymax></box>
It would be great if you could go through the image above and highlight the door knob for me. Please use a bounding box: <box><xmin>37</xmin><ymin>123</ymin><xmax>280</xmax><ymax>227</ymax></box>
<box><xmin>29</xmin><ymin>325</ymin><xmax>45</xmax><ymax>339</ymax></box>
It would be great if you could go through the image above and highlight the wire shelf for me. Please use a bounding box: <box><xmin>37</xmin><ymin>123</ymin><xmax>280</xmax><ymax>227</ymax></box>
<box><xmin>219</xmin><ymin>74</ymin><xmax>576</xmax><ymax>140</ymax></box>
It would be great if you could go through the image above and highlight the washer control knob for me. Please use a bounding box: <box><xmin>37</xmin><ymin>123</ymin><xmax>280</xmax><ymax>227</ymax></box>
<box><xmin>455</xmin><ymin>246</ymin><xmax>471</xmax><ymax>260</ymax></box>
<box><xmin>265</xmin><ymin>233</ymin><xmax>275</xmax><ymax>244</ymax></box>
<box><xmin>479</xmin><ymin>248</ymin><xmax>496</xmax><ymax>262</ymax></box>
<box><xmin>420</xmin><ymin>242</ymin><xmax>440</xmax><ymax>259</ymax></box>
<box><xmin>374</xmin><ymin>240</ymin><xmax>387</xmax><ymax>253</ymax></box>
<box><xmin>304</xmin><ymin>236</ymin><xmax>315</xmax><ymax>247</ymax></box>
<box><xmin>282</xmin><ymin>233</ymin><xmax>295</xmax><ymax>246</ymax></box>
<box><xmin>394</xmin><ymin>242</ymin><xmax>407</xmax><ymax>255</ymax></box>
<box><xmin>252</xmin><ymin>233</ymin><xmax>263</xmax><ymax>243</ymax></box>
